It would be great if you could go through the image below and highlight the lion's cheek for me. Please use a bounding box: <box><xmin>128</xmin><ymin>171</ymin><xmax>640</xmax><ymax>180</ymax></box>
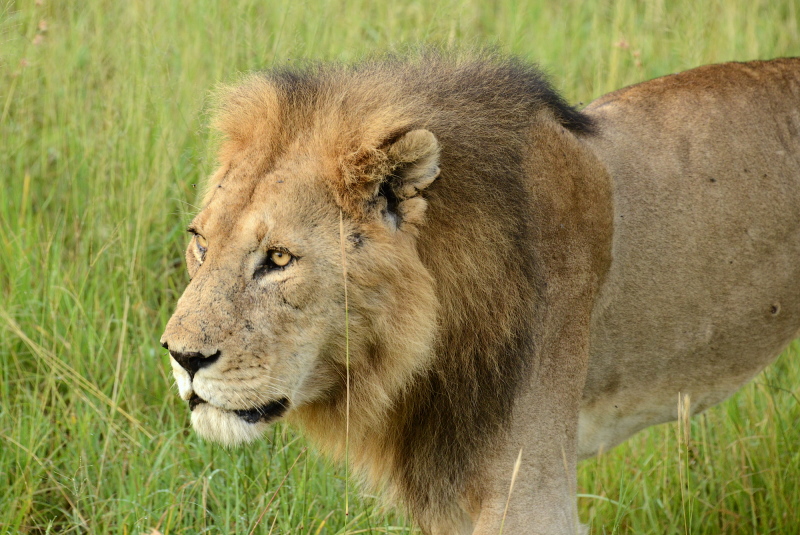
<box><xmin>191</xmin><ymin>402</ymin><xmax>269</xmax><ymax>447</ymax></box>
<box><xmin>289</xmin><ymin>356</ymin><xmax>342</xmax><ymax>405</ymax></box>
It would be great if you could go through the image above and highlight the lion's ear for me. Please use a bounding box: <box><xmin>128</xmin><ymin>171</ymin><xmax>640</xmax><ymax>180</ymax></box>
<box><xmin>374</xmin><ymin>129</ymin><xmax>441</xmax><ymax>228</ymax></box>
<box><xmin>339</xmin><ymin>128</ymin><xmax>440</xmax><ymax>228</ymax></box>
<box><xmin>383</xmin><ymin>129</ymin><xmax>441</xmax><ymax>196</ymax></box>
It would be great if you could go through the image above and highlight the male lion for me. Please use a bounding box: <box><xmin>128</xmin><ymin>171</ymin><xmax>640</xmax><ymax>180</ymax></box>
<box><xmin>161</xmin><ymin>54</ymin><xmax>800</xmax><ymax>534</ymax></box>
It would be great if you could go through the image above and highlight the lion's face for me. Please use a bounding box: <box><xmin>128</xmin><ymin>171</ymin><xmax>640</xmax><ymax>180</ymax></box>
<box><xmin>162</xmin><ymin>157</ymin><xmax>349</xmax><ymax>445</ymax></box>
<box><xmin>162</xmin><ymin>129</ymin><xmax>441</xmax><ymax>447</ymax></box>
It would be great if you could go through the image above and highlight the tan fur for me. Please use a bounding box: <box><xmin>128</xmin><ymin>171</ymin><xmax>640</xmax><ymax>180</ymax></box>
<box><xmin>161</xmin><ymin>55</ymin><xmax>800</xmax><ymax>534</ymax></box>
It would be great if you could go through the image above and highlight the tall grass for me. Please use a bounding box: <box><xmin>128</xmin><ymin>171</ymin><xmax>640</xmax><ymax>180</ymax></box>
<box><xmin>1</xmin><ymin>0</ymin><xmax>798</xmax><ymax>533</ymax></box>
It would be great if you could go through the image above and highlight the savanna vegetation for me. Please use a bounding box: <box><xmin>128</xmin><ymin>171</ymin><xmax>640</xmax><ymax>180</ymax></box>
<box><xmin>1</xmin><ymin>0</ymin><xmax>798</xmax><ymax>533</ymax></box>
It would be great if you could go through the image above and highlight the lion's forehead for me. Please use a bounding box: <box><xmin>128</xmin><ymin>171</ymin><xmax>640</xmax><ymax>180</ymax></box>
<box><xmin>197</xmin><ymin>164</ymin><xmax>340</xmax><ymax>247</ymax></box>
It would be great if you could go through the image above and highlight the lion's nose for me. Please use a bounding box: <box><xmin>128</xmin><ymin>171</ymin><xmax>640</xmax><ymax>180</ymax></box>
<box><xmin>164</xmin><ymin>344</ymin><xmax>221</xmax><ymax>379</ymax></box>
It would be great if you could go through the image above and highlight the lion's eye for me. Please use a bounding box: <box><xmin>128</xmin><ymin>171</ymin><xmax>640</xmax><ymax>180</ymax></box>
<box><xmin>270</xmin><ymin>250</ymin><xmax>292</xmax><ymax>267</ymax></box>
<box><xmin>188</xmin><ymin>229</ymin><xmax>208</xmax><ymax>265</ymax></box>
<box><xmin>254</xmin><ymin>249</ymin><xmax>294</xmax><ymax>278</ymax></box>
<box><xmin>195</xmin><ymin>234</ymin><xmax>208</xmax><ymax>258</ymax></box>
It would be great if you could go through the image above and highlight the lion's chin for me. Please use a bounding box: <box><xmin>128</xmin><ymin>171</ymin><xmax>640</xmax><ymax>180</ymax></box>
<box><xmin>190</xmin><ymin>402</ymin><xmax>271</xmax><ymax>447</ymax></box>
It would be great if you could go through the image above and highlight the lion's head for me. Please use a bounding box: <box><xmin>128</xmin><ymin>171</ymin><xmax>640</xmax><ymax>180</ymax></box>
<box><xmin>160</xmin><ymin>71</ymin><xmax>444</xmax><ymax>447</ymax></box>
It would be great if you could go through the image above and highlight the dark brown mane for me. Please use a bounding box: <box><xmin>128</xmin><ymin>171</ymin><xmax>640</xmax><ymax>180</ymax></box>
<box><xmin>264</xmin><ymin>51</ymin><xmax>594</xmax><ymax>133</ymax></box>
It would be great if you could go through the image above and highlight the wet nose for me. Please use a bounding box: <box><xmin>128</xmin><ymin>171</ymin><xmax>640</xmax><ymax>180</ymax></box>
<box><xmin>162</xmin><ymin>342</ymin><xmax>221</xmax><ymax>378</ymax></box>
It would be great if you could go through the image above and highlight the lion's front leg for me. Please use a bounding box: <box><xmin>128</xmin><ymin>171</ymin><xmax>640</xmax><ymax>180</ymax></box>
<box><xmin>470</xmin><ymin>304</ymin><xmax>593</xmax><ymax>535</ymax></box>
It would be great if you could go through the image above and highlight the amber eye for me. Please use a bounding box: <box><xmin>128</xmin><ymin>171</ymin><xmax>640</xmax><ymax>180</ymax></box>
<box><xmin>270</xmin><ymin>250</ymin><xmax>292</xmax><ymax>267</ymax></box>
<box><xmin>254</xmin><ymin>249</ymin><xmax>294</xmax><ymax>279</ymax></box>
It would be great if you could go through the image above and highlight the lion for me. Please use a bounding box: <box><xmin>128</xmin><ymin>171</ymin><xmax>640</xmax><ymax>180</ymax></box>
<box><xmin>161</xmin><ymin>54</ymin><xmax>800</xmax><ymax>534</ymax></box>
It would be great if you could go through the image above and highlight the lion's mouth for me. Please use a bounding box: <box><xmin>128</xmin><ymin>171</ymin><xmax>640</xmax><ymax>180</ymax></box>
<box><xmin>189</xmin><ymin>393</ymin><xmax>206</xmax><ymax>411</ymax></box>
<box><xmin>188</xmin><ymin>394</ymin><xmax>289</xmax><ymax>424</ymax></box>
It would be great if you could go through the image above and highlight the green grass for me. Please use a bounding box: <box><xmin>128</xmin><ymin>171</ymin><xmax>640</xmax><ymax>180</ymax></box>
<box><xmin>1</xmin><ymin>0</ymin><xmax>798</xmax><ymax>533</ymax></box>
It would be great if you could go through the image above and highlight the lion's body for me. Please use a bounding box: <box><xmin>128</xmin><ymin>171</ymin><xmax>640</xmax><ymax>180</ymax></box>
<box><xmin>162</xmin><ymin>56</ymin><xmax>800</xmax><ymax>535</ymax></box>
<box><xmin>580</xmin><ymin>58</ymin><xmax>800</xmax><ymax>459</ymax></box>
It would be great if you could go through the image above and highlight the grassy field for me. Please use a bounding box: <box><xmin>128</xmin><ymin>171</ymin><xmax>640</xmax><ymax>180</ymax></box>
<box><xmin>1</xmin><ymin>0</ymin><xmax>799</xmax><ymax>533</ymax></box>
